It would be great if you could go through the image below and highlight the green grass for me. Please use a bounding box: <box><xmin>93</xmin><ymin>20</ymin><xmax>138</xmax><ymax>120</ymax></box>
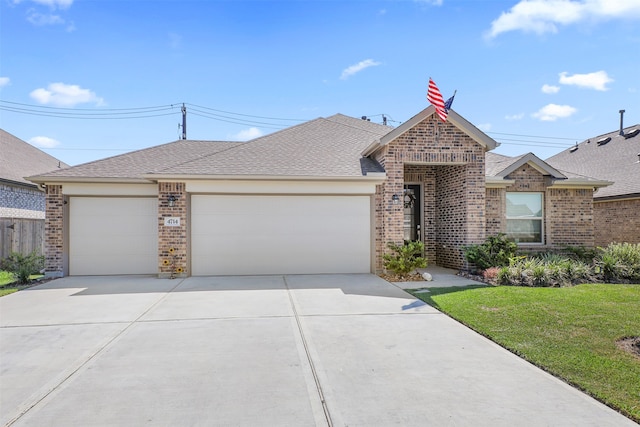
<box><xmin>409</xmin><ymin>284</ymin><xmax>640</xmax><ymax>423</ymax></box>
<box><xmin>0</xmin><ymin>270</ymin><xmax>15</xmax><ymax>286</ymax></box>
<box><xmin>0</xmin><ymin>271</ymin><xmax>44</xmax><ymax>297</ymax></box>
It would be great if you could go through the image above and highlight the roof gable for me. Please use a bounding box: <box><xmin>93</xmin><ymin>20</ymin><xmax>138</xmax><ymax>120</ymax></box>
<box><xmin>363</xmin><ymin>105</ymin><xmax>497</xmax><ymax>156</ymax></box>
<box><xmin>1</xmin><ymin>129</ymin><xmax>68</xmax><ymax>187</ymax></box>
<box><xmin>487</xmin><ymin>152</ymin><xmax>566</xmax><ymax>179</ymax></box>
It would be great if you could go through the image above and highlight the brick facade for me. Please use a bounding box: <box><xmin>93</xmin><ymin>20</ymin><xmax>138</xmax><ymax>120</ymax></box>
<box><xmin>0</xmin><ymin>183</ymin><xmax>45</xmax><ymax>219</ymax></box>
<box><xmin>44</xmin><ymin>185</ymin><xmax>64</xmax><ymax>277</ymax></box>
<box><xmin>485</xmin><ymin>164</ymin><xmax>595</xmax><ymax>250</ymax></box>
<box><xmin>158</xmin><ymin>182</ymin><xmax>188</xmax><ymax>278</ymax></box>
<box><xmin>593</xmin><ymin>198</ymin><xmax>640</xmax><ymax>246</ymax></box>
<box><xmin>373</xmin><ymin>115</ymin><xmax>486</xmax><ymax>271</ymax></box>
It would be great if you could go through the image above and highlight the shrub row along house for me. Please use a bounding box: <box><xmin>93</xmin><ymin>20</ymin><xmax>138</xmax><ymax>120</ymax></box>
<box><xmin>25</xmin><ymin>106</ymin><xmax>637</xmax><ymax>278</ymax></box>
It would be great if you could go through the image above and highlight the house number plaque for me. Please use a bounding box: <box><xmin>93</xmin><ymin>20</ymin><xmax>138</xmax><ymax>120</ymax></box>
<box><xmin>164</xmin><ymin>217</ymin><xmax>181</xmax><ymax>227</ymax></box>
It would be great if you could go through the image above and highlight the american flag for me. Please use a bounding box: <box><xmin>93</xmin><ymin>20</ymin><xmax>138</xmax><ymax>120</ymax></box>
<box><xmin>427</xmin><ymin>78</ymin><xmax>449</xmax><ymax>122</ymax></box>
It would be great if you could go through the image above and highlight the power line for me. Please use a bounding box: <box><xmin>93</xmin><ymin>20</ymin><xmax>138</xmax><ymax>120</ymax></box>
<box><xmin>1</xmin><ymin>99</ymin><xmax>585</xmax><ymax>147</ymax></box>
<box><xmin>186</xmin><ymin>103</ymin><xmax>307</xmax><ymax>122</ymax></box>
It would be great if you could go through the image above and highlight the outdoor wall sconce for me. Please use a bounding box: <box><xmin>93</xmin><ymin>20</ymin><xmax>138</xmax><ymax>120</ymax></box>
<box><xmin>392</xmin><ymin>194</ymin><xmax>400</xmax><ymax>205</ymax></box>
<box><xmin>167</xmin><ymin>194</ymin><xmax>177</xmax><ymax>207</ymax></box>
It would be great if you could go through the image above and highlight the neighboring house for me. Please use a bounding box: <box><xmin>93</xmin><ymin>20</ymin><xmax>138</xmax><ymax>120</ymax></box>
<box><xmin>1</xmin><ymin>129</ymin><xmax>68</xmax><ymax>258</ymax></box>
<box><xmin>547</xmin><ymin>123</ymin><xmax>640</xmax><ymax>246</ymax></box>
<box><xmin>0</xmin><ymin>129</ymin><xmax>68</xmax><ymax>219</ymax></box>
<box><xmin>27</xmin><ymin>106</ymin><xmax>608</xmax><ymax>278</ymax></box>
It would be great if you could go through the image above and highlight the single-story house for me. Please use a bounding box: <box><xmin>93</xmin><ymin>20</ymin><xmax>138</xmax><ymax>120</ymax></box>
<box><xmin>1</xmin><ymin>129</ymin><xmax>68</xmax><ymax>220</ymax></box>
<box><xmin>27</xmin><ymin>106</ymin><xmax>610</xmax><ymax>278</ymax></box>
<box><xmin>1</xmin><ymin>129</ymin><xmax>68</xmax><ymax>258</ymax></box>
<box><xmin>547</xmin><ymin>123</ymin><xmax>640</xmax><ymax>246</ymax></box>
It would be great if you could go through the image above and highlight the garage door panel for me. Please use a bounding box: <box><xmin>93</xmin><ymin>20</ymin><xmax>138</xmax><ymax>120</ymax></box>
<box><xmin>191</xmin><ymin>195</ymin><xmax>370</xmax><ymax>275</ymax></box>
<box><xmin>69</xmin><ymin>197</ymin><xmax>158</xmax><ymax>275</ymax></box>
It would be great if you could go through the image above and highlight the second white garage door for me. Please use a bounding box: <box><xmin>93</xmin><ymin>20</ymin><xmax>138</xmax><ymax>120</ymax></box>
<box><xmin>191</xmin><ymin>195</ymin><xmax>371</xmax><ymax>275</ymax></box>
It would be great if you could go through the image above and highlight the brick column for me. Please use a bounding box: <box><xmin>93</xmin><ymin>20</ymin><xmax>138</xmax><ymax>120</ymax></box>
<box><xmin>158</xmin><ymin>182</ymin><xmax>187</xmax><ymax>278</ymax></box>
<box><xmin>44</xmin><ymin>185</ymin><xmax>64</xmax><ymax>277</ymax></box>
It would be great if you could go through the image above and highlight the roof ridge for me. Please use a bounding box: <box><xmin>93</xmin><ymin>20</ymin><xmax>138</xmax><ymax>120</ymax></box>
<box><xmin>324</xmin><ymin>114</ymin><xmax>393</xmax><ymax>136</ymax></box>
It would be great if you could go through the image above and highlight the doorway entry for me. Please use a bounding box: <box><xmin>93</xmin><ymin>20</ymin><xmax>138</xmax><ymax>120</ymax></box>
<box><xmin>403</xmin><ymin>184</ymin><xmax>421</xmax><ymax>242</ymax></box>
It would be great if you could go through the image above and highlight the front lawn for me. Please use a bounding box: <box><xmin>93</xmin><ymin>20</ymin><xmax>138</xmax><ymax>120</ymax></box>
<box><xmin>409</xmin><ymin>284</ymin><xmax>640</xmax><ymax>423</ymax></box>
<box><xmin>0</xmin><ymin>271</ymin><xmax>44</xmax><ymax>297</ymax></box>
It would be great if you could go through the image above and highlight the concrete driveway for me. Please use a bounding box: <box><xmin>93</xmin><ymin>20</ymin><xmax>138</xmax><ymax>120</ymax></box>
<box><xmin>0</xmin><ymin>274</ymin><xmax>634</xmax><ymax>426</ymax></box>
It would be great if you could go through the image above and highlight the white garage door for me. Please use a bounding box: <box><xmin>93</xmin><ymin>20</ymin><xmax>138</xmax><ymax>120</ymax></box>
<box><xmin>69</xmin><ymin>197</ymin><xmax>158</xmax><ymax>275</ymax></box>
<box><xmin>191</xmin><ymin>195</ymin><xmax>371</xmax><ymax>275</ymax></box>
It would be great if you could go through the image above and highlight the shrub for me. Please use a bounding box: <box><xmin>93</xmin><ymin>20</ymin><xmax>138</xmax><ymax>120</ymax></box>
<box><xmin>595</xmin><ymin>243</ymin><xmax>640</xmax><ymax>283</ymax></box>
<box><xmin>383</xmin><ymin>241</ymin><xmax>428</xmax><ymax>277</ymax></box>
<box><xmin>497</xmin><ymin>254</ymin><xmax>594</xmax><ymax>287</ymax></box>
<box><xmin>0</xmin><ymin>251</ymin><xmax>45</xmax><ymax>284</ymax></box>
<box><xmin>463</xmin><ymin>233</ymin><xmax>517</xmax><ymax>271</ymax></box>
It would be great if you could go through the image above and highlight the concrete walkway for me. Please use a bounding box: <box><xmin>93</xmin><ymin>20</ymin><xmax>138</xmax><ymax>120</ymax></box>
<box><xmin>0</xmin><ymin>274</ymin><xmax>634</xmax><ymax>426</ymax></box>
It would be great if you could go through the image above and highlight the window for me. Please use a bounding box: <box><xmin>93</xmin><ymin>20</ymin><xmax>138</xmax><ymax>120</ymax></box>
<box><xmin>506</xmin><ymin>192</ymin><xmax>543</xmax><ymax>244</ymax></box>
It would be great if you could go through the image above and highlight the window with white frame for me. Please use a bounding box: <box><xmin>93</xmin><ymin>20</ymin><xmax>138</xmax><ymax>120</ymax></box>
<box><xmin>506</xmin><ymin>192</ymin><xmax>543</xmax><ymax>244</ymax></box>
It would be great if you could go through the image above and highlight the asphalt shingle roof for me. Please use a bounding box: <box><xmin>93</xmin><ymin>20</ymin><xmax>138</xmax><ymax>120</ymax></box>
<box><xmin>485</xmin><ymin>152</ymin><xmax>527</xmax><ymax>177</ymax></box>
<box><xmin>30</xmin><ymin>114</ymin><xmax>390</xmax><ymax>182</ymax></box>
<box><xmin>30</xmin><ymin>140</ymin><xmax>244</xmax><ymax>180</ymax></box>
<box><xmin>1</xmin><ymin>129</ymin><xmax>68</xmax><ymax>186</ymax></box>
<box><xmin>546</xmin><ymin>124</ymin><xmax>640</xmax><ymax>199</ymax></box>
<box><xmin>154</xmin><ymin>114</ymin><xmax>390</xmax><ymax>177</ymax></box>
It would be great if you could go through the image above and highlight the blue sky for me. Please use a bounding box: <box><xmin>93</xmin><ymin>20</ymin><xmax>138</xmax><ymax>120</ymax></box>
<box><xmin>1</xmin><ymin>0</ymin><xmax>639</xmax><ymax>166</ymax></box>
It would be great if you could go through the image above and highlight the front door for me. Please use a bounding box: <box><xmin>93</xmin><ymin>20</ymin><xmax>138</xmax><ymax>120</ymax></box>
<box><xmin>403</xmin><ymin>184</ymin><xmax>421</xmax><ymax>242</ymax></box>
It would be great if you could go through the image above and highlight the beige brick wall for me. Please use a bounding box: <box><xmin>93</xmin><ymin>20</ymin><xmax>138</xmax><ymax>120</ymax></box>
<box><xmin>485</xmin><ymin>163</ymin><xmax>596</xmax><ymax>249</ymax></box>
<box><xmin>594</xmin><ymin>198</ymin><xmax>640</xmax><ymax>246</ymax></box>
<box><xmin>485</xmin><ymin>188</ymin><xmax>504</xmax><ymax>236</ymax></box>
<box><xmin>546</xmin><ymin>188</ymin><xmax>594</xmax><ymax>247</ymax></box>
<box><xmin>158</xmin><ymin>182</ymin><xmax>187</xmax><ymax>278</ymax></box>
<box><xmin>44</xmin><ymin>185</ymin><xmax>64</xmax><ymax>277</ymax></box>
<box><xmin>373</xmin><ymin>114</ymin><xmax>486</xmax><ymax>271</ymax></box>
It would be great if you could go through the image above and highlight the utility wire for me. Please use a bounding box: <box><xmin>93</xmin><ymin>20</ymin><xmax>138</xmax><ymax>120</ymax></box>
<box><xmin>186</xmin><ymin>103</ymin><xmax>306</xmax><ymax>122</ymax></box>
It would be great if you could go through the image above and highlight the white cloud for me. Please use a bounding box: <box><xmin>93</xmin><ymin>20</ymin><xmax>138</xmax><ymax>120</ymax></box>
<box><xmin>542</xmin><ymin>84</ymin><xmax>560</xmax><ymax>94</ymax></box>
<box><xmin>505</xmin><ymin>113</ymin><xmax>525</xmax><ymax>120</ymax></box>
<box><xmin>414</xmin><ymin>0</ymin><xmax>444</xmax><ymax>5</ymax></box>
<box><xmin>0</xmin><ymin>77</ymin><xmax>10</xmax><ymax>88</ymax></box>
<box><xmin>558</xmin><ymin>70</ymin><xmax>613</xmax><ymax>91</ymax></box>
<box><xmin>532</xmin><ymin>103</ymin><xmax>577</xmax><ymax>121</ymax></box>
<box><xmin>27</xmin><ymin>10</ymin><xmax>64</xmax><ymax>25</ymax></box>
<box><xmin>340</xmin><ymin>59</ymin><xmax>381</xmax><ymax>80</ymax></box>
<box><xmin>477</xmin><ymin>123</ymin><xmax>492</xmax><ymax>131</ymax></box>
<box><xmin>486</xmin><ymin>0</ymin><xmax>640</xmax><ymax>38</ymax></box>
<box><xmin>13</xmin><ymin>0</ymin><xmax>73</xmax><ymax>9</ymax></box>
<box><xmin>28</xmin><ymin>136</ymin><xmax>60</xmax><ymax>148</ymax></box>
<box><xmin>30</xmin><ymin>82</ymin><xmax>104</xmax><ymax>107</ymax></box>
<box><xmin>231</xmin><ymin>127</ymin><xmax>263</xmax><ymax>141</ymax></box>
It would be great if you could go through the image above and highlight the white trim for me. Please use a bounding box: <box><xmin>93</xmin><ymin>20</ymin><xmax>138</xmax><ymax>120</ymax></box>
<box><xmin>506</xmin><ymin>191</ymin><xmax>544</xmax><ymax>245</ymax></box>
<box><xmin>147</xmin><ymin>174</ymin><xmax>386</xmax><ymax>182</ymax></box>
<box><xmin>549</xmin><ymin>179</ymin><xmax>612</xmax><ymax>189</ymax></box>
<box><xmin>185</xmin><ymin>179</ymin><xmax>378</xmax><ymax>195</ymax></box>
<box><xmin>62</xmin><ymin>183</ymin><xmax>158</xmax><ymax>196</ymax></box>
<box><xmin>496</xmin><ymin>153</ymin><xmax>566</xmax><ymax>179</ymax></box>
<box><xmin>485</xmin><ymin>178</ymin><xmax>516</xmax><ymax>188</ymax></box>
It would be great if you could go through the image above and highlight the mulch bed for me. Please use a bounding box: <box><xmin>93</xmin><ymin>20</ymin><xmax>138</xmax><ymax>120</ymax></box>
<box><xmin>378</xmin><ymin>272</ymin><xmax>425</xmax><ymax>283</ymax></box>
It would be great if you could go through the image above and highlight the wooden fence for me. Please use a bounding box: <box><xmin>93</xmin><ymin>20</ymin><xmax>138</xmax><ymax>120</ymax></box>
<box><xmin>0</xmin><ymin>218</ymin><xmax>45</xmax><ymax>260</ymax></box>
